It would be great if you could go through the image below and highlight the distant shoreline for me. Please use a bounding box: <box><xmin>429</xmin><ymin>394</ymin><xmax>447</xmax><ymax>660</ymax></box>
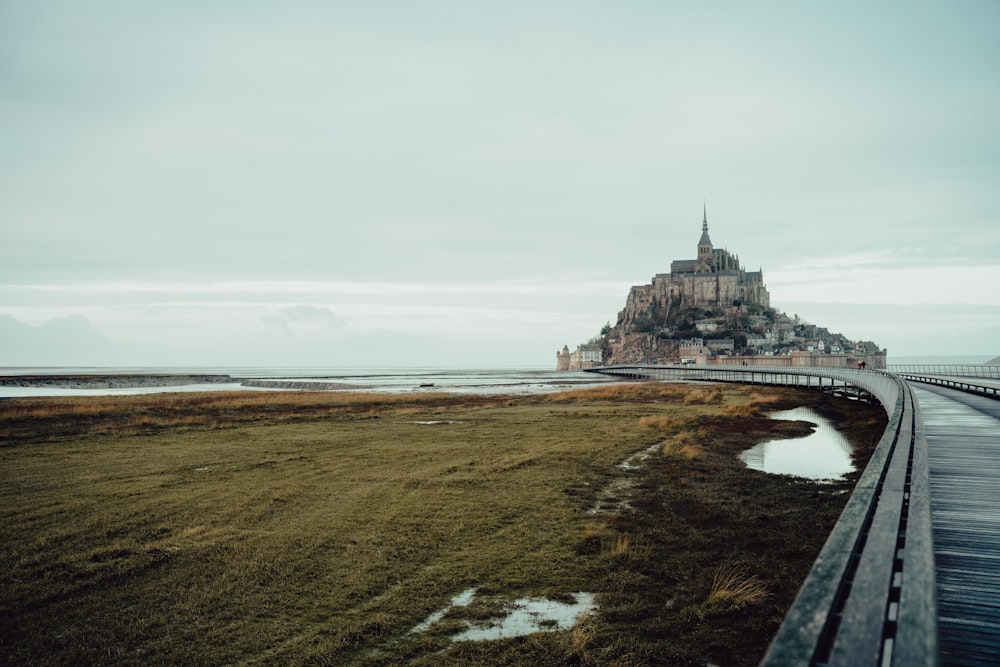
<box><xmin>0</xmin><ymin>374</ymin><xmax>235</xmax><ymax>390</ymax></box>
<box><xmin>0</xmin><ymin>369</ymin><xmax>621</xmax><ymax>398</ymax></box>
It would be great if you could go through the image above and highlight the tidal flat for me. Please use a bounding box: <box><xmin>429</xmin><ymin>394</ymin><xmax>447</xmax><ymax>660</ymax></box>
<box><xmin>0</xmin><ymin>383</ymin><xmax>886</xmax><ymax>666</ymax></box>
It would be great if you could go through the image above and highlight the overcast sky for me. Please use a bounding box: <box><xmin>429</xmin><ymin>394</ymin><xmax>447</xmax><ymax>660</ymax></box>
<box><xmin>2</xmin><ymin>1</ymin><xmax>998</xmax><ymax>368</ymax></box>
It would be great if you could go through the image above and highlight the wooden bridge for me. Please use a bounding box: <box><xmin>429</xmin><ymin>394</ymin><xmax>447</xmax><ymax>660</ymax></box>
<box><xmin>586</xmin><ymin>364</ymin><xmax>1000</xmax><ymax>666</ymax></box>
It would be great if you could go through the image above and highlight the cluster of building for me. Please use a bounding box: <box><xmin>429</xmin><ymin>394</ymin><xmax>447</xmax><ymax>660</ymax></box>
<box><xmin>675</xmin><ymin>323</ymin><xmax>887</xmax><ymax>368</ymax></box>
<box><xmin>556</xmin><ymin>343</ymin><xmax>601</xmax><ymax>372</ymax></box>
<box><xmin>558</xmin><ymin>207</ymin><xmax>887</xmax><ymax>370</ymax></box>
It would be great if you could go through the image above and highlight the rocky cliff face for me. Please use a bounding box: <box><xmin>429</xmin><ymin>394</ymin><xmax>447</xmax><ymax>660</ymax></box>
<box><xmin>616</xmin><ymin>280</ymin><xmax>680</xmax><ymax>330</ymax></box>
<box><xmin>600</xmin><ymin>281</ymin><xmax>745</xmax><ymax>366</ymax></box>
<box><xmin>603</xmin><ymin>333</ymin><xmax>679</xmax><ymax>366</ymax></box>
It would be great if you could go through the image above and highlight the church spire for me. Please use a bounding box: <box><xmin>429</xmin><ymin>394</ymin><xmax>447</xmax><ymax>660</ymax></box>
<box><xmin>698</xmin><ymin>204</ymin><xmax>713</xmax><ymax>248</ymax></box>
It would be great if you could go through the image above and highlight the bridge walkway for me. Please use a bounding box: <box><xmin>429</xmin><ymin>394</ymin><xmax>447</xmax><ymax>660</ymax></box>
<box><xmin>900</xmin><ymin>374</ymin><xmax>1000</xmax><ymax>398</ymax></box>
<box><xmin>588</xmin><ymin>364</ymin><xmax>1000</xmax><ymax>664</ymax></box>
<box><xmin>914</xmin><ymin>376</ymin><xmax>1000</xmax><ymax>390</ymax></box>
<box><xmin>911</xmin><ymin>383</ymin><xmax>1000</xmax><ymax>666</ymax></box>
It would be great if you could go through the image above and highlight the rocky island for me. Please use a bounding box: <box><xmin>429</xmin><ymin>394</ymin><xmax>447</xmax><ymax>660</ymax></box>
<box><xmin>559</xmin><ymin>207</ymin><xmax>886</xmax><ymax>370</ymax></box>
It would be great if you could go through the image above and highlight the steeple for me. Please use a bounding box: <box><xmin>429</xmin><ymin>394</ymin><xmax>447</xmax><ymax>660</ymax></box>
<box><xmin>698</xmin><ymin>204</ymin><xmax>713</xmax><ymax>261</ymax></box>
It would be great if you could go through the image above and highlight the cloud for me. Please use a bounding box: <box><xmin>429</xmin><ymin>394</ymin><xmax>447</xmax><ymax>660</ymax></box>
<box><xmin>1</xmin><ymin>3</ymin><xmax>998</xmax><ymax>366</ymax></box>
<box><xmin>781</xmin><ymin>302</ymin><xmax>1000</xmax><ymax>357</ymax></box>
<box><xmin>281</xmin><ymin>305</ymin><xmax>346</xmax><ymax>325</ymax></box>
<box><xmin>261</xmin><ymin>305</ymin><xmax>346</xmax><ymax>336</ymax></box>
<box><xmin>0</xmin><ymin>313</ymin><xmax>120</xmax><ymax>365</ymax></box>
<box><xmin>768</xmin><ymin>264</ymin><xmax>1000</xmax><ymax>307</ymax></box>
<box><xmin>0</xmin><ymin>275</ymin><xmax>620</xmax><ymax>368</ymax></box>
<box><xmin>7</xmin><ymin>280</ymin><xmax>627</xmax><ymax>298</ymax></box>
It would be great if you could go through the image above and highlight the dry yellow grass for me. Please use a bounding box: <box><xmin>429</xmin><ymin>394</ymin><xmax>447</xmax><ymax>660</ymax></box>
<box><xmin>747</xmin><ymin>391</ymin><xmax>783</xmax><ymax>405</ymax></box>
<box><xmin>707</xmin><ymin>563</ymin><xmax>770</xmax><ymax>609</ymax></box>
<box><xmin>569</xmin><ymin>616</ymin><xmax>595</xmax><ymax>657</ymax></box>
<box><xmin>721</xmin><ymin>403</ymin><xmax>761</xmax><ymax>417</ymax></box>
<box><xmin>0</xmin><ymin>389</ymin><xmax>450</xmax><ymax>420</ymax></box>
<box><xmin>549</xmin><ymin>382</ymin><xmax>694</xmax><ymax>403</ymax></box>
<box><xmin>661</xmin><ymin>430</ymin><xmax>705</xmax><ymax>459</ymax></box>
<box><xmin>609</xmin><ymin>533</ymin><xmax>631</xmax><ymax>557</ymax></box>
<box><xmin>683</xmin><ymin>386</ymin><xmax>724</xmax><ymax>405</ymax></box>
<box><xmin>603</xmin><ymin>534</ymin><xmax>652</xmax><ymax>563</ymax></box>
<box><xmin>638</xmin><ymin>415</ymin><xmax>681</xmax><ymax>430</ymax></box>
<box><xmin>716</xmin><ymin>388</ymin><xmax>787</xmax><ymax>417</ymax></box>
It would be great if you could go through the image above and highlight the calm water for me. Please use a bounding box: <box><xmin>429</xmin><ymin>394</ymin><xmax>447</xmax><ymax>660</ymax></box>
<box><xmin>739</xmin><ymin>407</ymin><xmax>854</xmax><ymax>481</ymax></box>
<box><xmin>0</xmin><ymin>367</ymin><xmax>620</xmax><ymax>398</ymax></box>
<box><xmin>410</xmin><ymin>587</ymin><xmax>596</xmax><ymax>642</ymax></box>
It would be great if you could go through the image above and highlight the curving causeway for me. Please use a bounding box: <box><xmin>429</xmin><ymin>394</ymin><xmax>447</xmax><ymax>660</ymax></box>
<box><xmin>587</xmin><ymin>364</ymin><xmax>1000</xmax><ymax>666</ymax></box>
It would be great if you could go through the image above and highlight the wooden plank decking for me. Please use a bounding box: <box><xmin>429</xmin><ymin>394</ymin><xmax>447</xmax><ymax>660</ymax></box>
<box><xmin>911</xmin><ymin>384</ymin><xmax>1000</xmax><ymax>666</ymax></box>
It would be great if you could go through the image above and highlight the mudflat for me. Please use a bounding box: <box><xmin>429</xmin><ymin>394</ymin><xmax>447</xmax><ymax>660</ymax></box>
<box><xmin>0</xmin><ymin>383</ymin><xmax>886</xmax><ymax>666</ymax></box>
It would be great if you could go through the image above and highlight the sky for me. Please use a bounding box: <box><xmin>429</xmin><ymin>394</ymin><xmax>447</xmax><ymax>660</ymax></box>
<box><xmin>2</xmin><ymin>1</ymin><xmax>998</xmax><ymax>368</ymax></box>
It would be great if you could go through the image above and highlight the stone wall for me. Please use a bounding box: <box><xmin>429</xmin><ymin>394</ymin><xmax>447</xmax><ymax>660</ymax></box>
<box><xmin>698</xmin><ymin>351</ymin><xmax>887</xmax><ymax>369</ymax></box>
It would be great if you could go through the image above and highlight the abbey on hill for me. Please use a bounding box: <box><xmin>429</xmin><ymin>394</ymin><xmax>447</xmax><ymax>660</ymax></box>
<box><xmin>558</xmin><ymin>208</ymin><xmax>886</xmax><ymax>370</ymax></box>
<box><xmin>621</xmin><ymin>205</ymin><xmax>770</xmax><ymax>327</ymax></box>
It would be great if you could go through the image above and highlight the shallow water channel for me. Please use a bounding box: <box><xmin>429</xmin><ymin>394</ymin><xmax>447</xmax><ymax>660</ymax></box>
<box><xmin>739</xmin><ymin>406</ymin><xmax>854</xmax><ymax>481</ymax></box>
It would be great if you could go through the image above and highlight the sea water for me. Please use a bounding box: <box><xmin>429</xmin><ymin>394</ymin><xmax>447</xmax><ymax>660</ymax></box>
<box><xmin>0</xmin><ymin>367</ymin><xmax>621</xmax><ymax>398</ymax></box>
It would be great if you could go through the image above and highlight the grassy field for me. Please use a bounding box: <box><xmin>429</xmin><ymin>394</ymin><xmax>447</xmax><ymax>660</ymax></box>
<box><xmin>0</xmin><ymin>383</ymin><xmax>886</xmax><ymax>666</ymax></box>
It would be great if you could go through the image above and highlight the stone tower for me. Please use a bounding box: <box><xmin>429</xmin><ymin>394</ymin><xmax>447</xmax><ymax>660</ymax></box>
<box><xmin>556</xmin><ymin>345</ymin><xmax>571</xmax><ymax>371</ymax></box>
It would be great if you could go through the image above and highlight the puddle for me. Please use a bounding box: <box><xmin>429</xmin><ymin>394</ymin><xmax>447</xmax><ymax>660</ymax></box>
<box><xmin>451</xmin><ymin>593</ymin><xmax>595</xmax><ymax>641</ymax></box>
<box><xmin>411</xmin><ymin>587</ymin><xmax>478</xmax><ymax>633</ymax></box>
<box><xmin>410</xmin><ymin>588</ymin><xmax>595</xmax><ymax>641</ymax></box>
<box><xmin>739</xmin><ymin>407</ymin><xmax>854</xmax><ymax>480</ymax></box>
<box><xmin>409</xmin><ymin>421</ymin><xmax>464</xmax><ymax>425</ymax></box>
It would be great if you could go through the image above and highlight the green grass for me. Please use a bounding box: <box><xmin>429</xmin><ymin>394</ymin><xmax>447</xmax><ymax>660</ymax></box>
<box><xmin>0</xmin><ymin>384</ymin><xmax>886</xmax><ymax>666</ymax></box>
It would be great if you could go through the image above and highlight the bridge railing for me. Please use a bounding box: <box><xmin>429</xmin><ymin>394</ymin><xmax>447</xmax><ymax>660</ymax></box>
<box><xmin>887</xmin><ymin>364</ymin><xmax>1000</xmax><ymax>378</ymax></box>
<box><xmin>895</xmin><ymin>373</ymin><xmax>999</xmax><ymax>399</ymax></box>
<box><xmin>587</xmin><ymin>365</ymin><xmax>938</xmax><ymax>666</ymax></box>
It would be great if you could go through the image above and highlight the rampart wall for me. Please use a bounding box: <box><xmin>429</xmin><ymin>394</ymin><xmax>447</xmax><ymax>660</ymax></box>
<box><xmin>698</xmin><ymin>351</ymin><xmax>887</xmax><ymax>369</ymax></box>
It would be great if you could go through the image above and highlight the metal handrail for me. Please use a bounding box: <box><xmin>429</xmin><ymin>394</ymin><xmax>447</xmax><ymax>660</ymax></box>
<box><xmin>586</xmin><ymin>365</ymin><xmax>938</xmax><ymax>666</ymax></box>
<box><xmin>887</xmin><ymin>365</ymin><xmax>1000</xmax><ymax>378</ymax></box>
<box><xmin>896</xmin><ymin>373</ymin><xmax>999</xmax><ymax>399</ymax></box>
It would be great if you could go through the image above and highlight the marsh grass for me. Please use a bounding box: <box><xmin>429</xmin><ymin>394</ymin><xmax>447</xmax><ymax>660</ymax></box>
<box><xmin>0</xmin><ymin>382</ymin><xmax>886</xmax><ymax>666</ymax></box>
<box><xmin>0</xmin><ymin>390</ymin><xmax>481</xmax><ymax>442</ymax></box>
<box><xmin>721</xmin><ymin>403</ymin><xmax>762</xmax><ymax>417</ymax></box>
<box><xmin>707</xmin><ymin>563</ymin><xmax>770</xmax><ymax>609</ymax></box>
<box><xmin>681</xmin><ymin>563</ymin><xmax>770</xmax><ymax>622</ymax></box>
<box><xmin>607</xmin><ymin>533</ymin><xmax>631</xmax><ymax>558</ymax></box>
<box><xmin>661</xmin><ymin>430</ymin><xmax>706</xmax><ymax>459</ymax></box>
<box><xmin>683</xmin><ymin>385</ymin><xmax>724</xmax><ymax>405</ymax></box>
<box><xmin>638</xmin><ymin>414</ymin><xmax>682</xmax><ymax>430</ymax></box>
<box><xmin>603</xmin><ymin>534</ymin><xmax>653</xmax><ymax>565</ymax></box>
